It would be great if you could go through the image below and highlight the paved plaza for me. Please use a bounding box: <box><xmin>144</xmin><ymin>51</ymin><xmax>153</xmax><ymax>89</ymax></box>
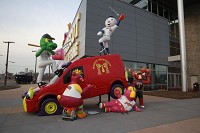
<box><xmin>0</xmin><ymin>84</ymin><xmax>200</xmax><ymax>133</ymax></box>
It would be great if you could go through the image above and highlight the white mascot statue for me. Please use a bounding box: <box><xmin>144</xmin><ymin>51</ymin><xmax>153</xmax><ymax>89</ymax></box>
<box><xmin>97</xmin><ymin>14</ymin><xmax>125</xmax><ymax>55</ymax></box>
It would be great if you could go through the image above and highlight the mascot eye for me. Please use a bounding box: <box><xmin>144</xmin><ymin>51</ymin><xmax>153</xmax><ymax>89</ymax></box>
<box><xmin>68</xmin><ymin>86</ymin><xmax>72</xmax><ymax>90</ymax></box>
<box><xmin>45</xmin><ymin>38</ymin><xmax>52</xmax><ymax>42</ymax></box>
<box><xmin>45</xmin><ymin>38</ymin><xmax>49</xmax><ymax>42</ymax></box>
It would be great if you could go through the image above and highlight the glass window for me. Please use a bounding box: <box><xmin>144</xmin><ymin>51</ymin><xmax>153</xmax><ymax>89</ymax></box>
<box><xmin>158</xmin><ymin>5</ymin><xmax>163</xmax><ymax>17</ymax></box>
<box><xmin>176</xmin><ymin>48</ymin><xmax>180</xmax><ymax>55</ymax></box>
<box><xmin>148</xmin><ymin>0</ymin><xmax>152</xmax><ymax>12</ymax></box>
<box><xmin>179</xmin><ymin>74</ymin><xmax>181</xmax><ymax>86</ymax></box>
<box><xmin>159</xmin><ymin>71</ymin><xmax>167</xmax><ymax>84</ymax></box>
<box><xmin>158</xmin><ymin>65</ymin><xmax>167</xmax><ymax>72</ymax></box>
<box><xmin>155</xmin><ymin>65</ymin><xmax>167</xmax><ymax>84</ymax></box>
<box><xmin>155</xmin><ymin>70</ymin><xmax>159</xmax><ymax>84</ymax></box>
<box><xmin>171</xmin><ymin>74</ymin><xmax>174</xmax><ymax>87</ymax></box>
<box><xmin>170</xmin><ymin>47</ymin><xmax>176</xmax><ymax>56</ymax></box>
<box><xmin>63</xmin><ymin>71</ymin><xmax>71</xmax><ymax>84</ymax></box>
<box><xmin>124</xmin><ymin>61</ymin><xmax>133</xmax><ymax>69</ymax></box>
<box><xmin>147</xmin><ymin>63</ymin><xmax>153</xmax><ymax>69</ymax></box>
<box><xmin>137</xmin><ymin>63</ymin><xmax>147</xmax><ymax>69</ymax></box>
<box><xmin>152</xmin><ymin>2</ymin><xmax>157</xmax><ymax>14</ymax></box>
<box><xmin>170</xmin><ymin>41</ymin><xmax>176</xmax><ymax>47</ymax></box>
<box><xmin>163</xmin><ymin>8</ymin><xmax>169</xmax><ymax>19</ymax></box>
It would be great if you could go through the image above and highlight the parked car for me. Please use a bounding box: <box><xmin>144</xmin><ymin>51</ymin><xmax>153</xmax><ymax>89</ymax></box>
<box><xmin>15</xmin><ymin>74</ymin><xmax>33</xmax><ymax>84</ymax></box>
<box><xmin>22</xmin><ymin>54</ymin><xmax>128</xmax><ymax>115</ymax></box>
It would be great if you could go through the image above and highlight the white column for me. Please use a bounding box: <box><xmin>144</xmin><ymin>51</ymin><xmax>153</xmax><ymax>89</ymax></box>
<box><xmin>177</xmin><ymin>0</ymin><xmax>187</xmax><ymax>92</ymax></box>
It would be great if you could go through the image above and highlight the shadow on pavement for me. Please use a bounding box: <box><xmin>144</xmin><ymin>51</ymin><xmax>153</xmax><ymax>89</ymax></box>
<box><xmin>0</xmin><ymin>80</ymin><xmax>20</xmax><ymax>91</ymax></box>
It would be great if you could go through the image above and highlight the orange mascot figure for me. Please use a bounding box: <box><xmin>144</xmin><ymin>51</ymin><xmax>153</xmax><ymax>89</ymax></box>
<box><xmin>99</xmin><ymin>86</ymin><xmax>141</xmax><ymax>113</ymax></box>
<box><xmin>57</xmin><ymin>69</ymin><xmax>93</xmax><ymax>120</ymax></box>
<box><xmin>132</xmin><ymin>68</ymin><xmax>151</xmax><ymax>108</ymax></box>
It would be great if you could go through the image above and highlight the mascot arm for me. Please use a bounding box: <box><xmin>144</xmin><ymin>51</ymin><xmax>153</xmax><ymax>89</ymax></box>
<box><xmin>82</xmin><ymin>84</ymin><xmax>94</xmax><ymax>96</ymax></box>
<box><xmin>116</xmin><ymin>14</ymin><xmax>125</xmax><ymax>26</ymax></box>
<box><xmin>114</xmin><ymin>89</ymin><xmax>122</xmax><ymax>99</ymax></box>
<box><xmin>46</xmin><ymin>42</ymin><xmax>57</xmax><ymax>55</ymax></box>
<box><xmin>35</xmin><ymin>48</ymin><xmax>44</xmax><ymax>57</ymax></box>
<box><xmin>47</xmin><ymin>49</ymin><xmax>55</xmax><ymax>55</ymax></box>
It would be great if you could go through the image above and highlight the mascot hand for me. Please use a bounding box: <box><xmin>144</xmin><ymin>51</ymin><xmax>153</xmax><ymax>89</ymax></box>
<box><xmin>47</xmin><ymin>42</ymin><xmax>57</xmax><ymax>50</ymax></box>
<box><xmin>57</xmin><ymin>95</ymin><xmax>61</xmax><ymax>100</ymax></box>
<box><xmin>82</xmin><ymin>84</ymin><xmax>94</xmax><ymax>96</ymax></box>
<box><xmin>119</xmin><ymin>14</ymin><xmax>125</xmax><ymax>20</ymax></box>
<box><xmin>146</xmin><ymin>69</ymin><xmax>150</xmax><ymax>75</ymax></box>
<box><xmin>86</xmin><ymin>84</ymin><xmax>94</xmax><ymax>89</ymax></box>
<box><xmin>97</xmin><ymin>31</ymin><xmax>102</xmax><ymax>36</ymax></box>
<box><xmin>114</xmin><ymin>89</ymin><xmax>121</xmax><ymax>99</ymax></box>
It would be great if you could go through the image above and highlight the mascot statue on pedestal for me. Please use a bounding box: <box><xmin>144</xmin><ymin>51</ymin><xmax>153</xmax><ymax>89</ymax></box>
<box><xmin>97</xmin><ymin>14</ymin><xmax>125</xmax><ymax>55</ymax></box>
<box><xmin>99</xmin><ymin>86</ymin><xmax>141</xmax><ymax>113</ymax></box>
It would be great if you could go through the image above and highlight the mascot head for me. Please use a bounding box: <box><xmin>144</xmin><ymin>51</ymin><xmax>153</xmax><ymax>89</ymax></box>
<box><xmin>132</xmin><ymin>68</ymin><xmax>150</xmax><ymax>80</ymax></box>
<box><xmin>124</xmin><ymin>86</ymin><xmax>136</xmax><ymax>101</ymax></box>
<box><xmin>40</xmin><ymin>33</ymin><xmax>57</xmax><ymax>50</ymax></box>
<box><xmin>71</xmin><ymin>69</ymin><xmax>84</xmax><ymax>84</ymax></box>
<box><xmin>105</xmin><ymin>16</ymin><xmax>117</xmax><ymax>27</ymax></box>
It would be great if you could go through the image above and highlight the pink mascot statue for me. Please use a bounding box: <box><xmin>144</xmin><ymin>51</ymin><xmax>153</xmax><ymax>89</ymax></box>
<box><xmin>57</xmin><ymin>69</ymin><xmax>93</xmax><ymax>120</ymax></box>
<box><xmin>99</xmin><ymin>86</ymin><xmax>141</xmax><ymax>113</ymax></box>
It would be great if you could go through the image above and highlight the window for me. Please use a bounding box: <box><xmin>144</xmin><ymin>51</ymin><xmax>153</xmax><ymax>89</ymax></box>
<box><xmin>158</xmin><ymin>5</ymin><xmax>163</xmax><ymax>17</ymax></box>
<box><xmin>152</xmin><ymin>2</ymin><xmax>157</xmax><ymax>14</ymax></box>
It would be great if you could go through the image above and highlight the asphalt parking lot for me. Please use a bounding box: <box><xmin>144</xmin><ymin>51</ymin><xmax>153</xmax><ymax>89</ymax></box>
<box><xmin>0</xmin><ymin>84</ymin><xmax>200</xmax><ymax>133</ymax></box>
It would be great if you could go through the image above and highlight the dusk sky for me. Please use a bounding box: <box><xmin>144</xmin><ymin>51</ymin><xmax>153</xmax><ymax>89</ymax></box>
<box><xmin>0</xmin><ymin>0</ymin><xmax>82</xmax><ymax>74</ymax></box>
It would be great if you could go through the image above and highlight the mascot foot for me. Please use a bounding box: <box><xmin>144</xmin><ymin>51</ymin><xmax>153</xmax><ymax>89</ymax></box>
<box><xmin>105</xmin><ymin>107</ymin><xmax>110</xmax><ymax>112</ymax></box>
<box><xmin>66</xmin><ymin>109</ymin><xmax>73</xmax><ymax>116</ymax></box>
<box><xmin>99</xmin><ymin>103</ymin><xmax>105</xmax><ymax>109</ymax></box>
<box><xmin>77</xmin><ymin>111</ymin><xmax>87</xmax><ymax>119</ymax></box>
<box><xmin>62</xmin><ymin>109</ymin><xmax>71</xmax><ymax>117</ymax></box>
<box><xmin>38</xmin><ymin>81</ymin><xmax>47</xmax><ymax>87</ymax></box>
<box><xmin>140</xmin><ymin>106</ymin><xmax>145</xmax><ymax>108</ymax></box>
<box><xmin>63</xmin><ymin>109</ymin><xmax>76</xmax><ymax>117</ymax></box>
<box><xmin>133</xmin><ymin>105</ymin><xmax>141</xmax><ymax>112</ymax></box>
<box><xmin>98</xmin><ymin>48</ymin><xmax>105</xmax><ymax>53</ymax></box>
<box><xmin>26</xmin><ymin>87</ymin><xmax>34</xmax><ymax>99</ymax></box>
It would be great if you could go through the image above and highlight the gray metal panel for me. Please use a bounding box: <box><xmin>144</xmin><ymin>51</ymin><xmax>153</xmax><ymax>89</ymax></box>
<box><xmin>137</xmin><ymin>54</ymin><xmax>156</xmax><ymax>64</ymax></box>
<box><xmin>136</xmin><ymin>39</ymin><xmax>154</xmax><ymax>50</ymax></box>
<box><xmin>136</xmin><ymin>21</ymin><xmax>154</xmax><ymax>32</ymax></box>
<box><xmin>85</xmin><ymin>0</ymin><xmax>169</xmax><ymax>65</ymax></box>
<box><xmin>135</xmin><ymin>7</ymin><xmax>154</xmax><ymax>20</ymax></box>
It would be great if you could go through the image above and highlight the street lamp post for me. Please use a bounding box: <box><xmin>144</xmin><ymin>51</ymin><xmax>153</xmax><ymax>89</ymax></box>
<box><xmin>0</xmin><ymin>55</ymin><xmax>3</xmax><ymax>74</ymax></box>
<box><xmin>3</xmin><ymin>41</ymin><xmax>14</xmax><ymax>86</ymax></box>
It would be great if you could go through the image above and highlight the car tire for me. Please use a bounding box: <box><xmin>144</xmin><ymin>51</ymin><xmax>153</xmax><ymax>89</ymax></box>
<box><xmin>38</xmin><ymin>98</ymin><xmax>62</xmax><ymax>116</ymax></box>
<box><xmin>110</xmin><ymin>84</ymin><xmax>124</xmax><ymax>99</ymax></box>
<box><xmin>22</xmin><ymin>91</ymin><xmax>28</xmax><ymax>99</ymax></box>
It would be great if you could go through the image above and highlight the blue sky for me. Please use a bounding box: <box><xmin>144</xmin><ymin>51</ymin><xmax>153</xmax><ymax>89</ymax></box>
<box><xmin>0</xmin><ymin>0</ymin><xmax>82</xmax><ymax>74</ymax></box>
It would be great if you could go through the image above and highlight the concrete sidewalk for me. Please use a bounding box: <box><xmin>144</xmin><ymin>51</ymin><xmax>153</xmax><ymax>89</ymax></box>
<box><xmin>129</xmin><ymin>117</ymin><xmax>200</xmax><ymax>133</ymax></box>
<box><xmin>126</xmin><ymin>95</ymin><xmax>200</xmax><ymax>133</ymax></box>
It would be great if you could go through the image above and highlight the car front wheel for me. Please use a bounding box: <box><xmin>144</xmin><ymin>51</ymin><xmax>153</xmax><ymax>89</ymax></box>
<box><xmin>38</xmin><ymin>98</ymin><xmax>62</xmax><ymax>116</ymax></box>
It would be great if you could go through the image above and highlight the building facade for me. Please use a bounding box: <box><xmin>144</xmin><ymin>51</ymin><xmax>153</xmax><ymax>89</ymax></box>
<box><xmin>129</xmin><ymin>0</ymin><xmax>200</xmax><ymax>91</ymax></box>
<box><xmin>64</xmin><ymin>0</ymin><xmax>177</xmax><ymax>91</ymax></box>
